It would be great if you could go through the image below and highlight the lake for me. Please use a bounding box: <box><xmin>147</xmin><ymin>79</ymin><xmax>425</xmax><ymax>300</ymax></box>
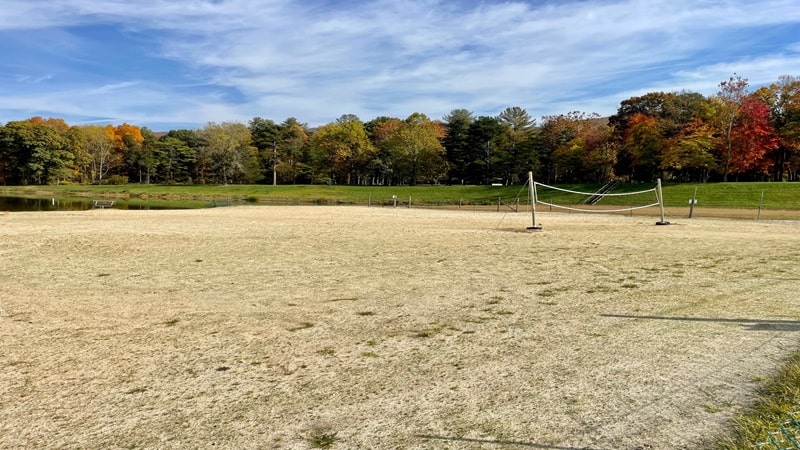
<box><xmin>0</xmin><ymin>196</ymin><xmax>196</xmax><ymax>211</ymax></box>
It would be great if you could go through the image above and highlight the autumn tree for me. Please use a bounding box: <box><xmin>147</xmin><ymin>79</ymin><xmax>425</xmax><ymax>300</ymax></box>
<box><xmin>114</xmin><ymin>125</ymin><xmax>155</xmax><ymax>183</ymax></box>
<box><xmin>661</xmin><ymin>119</ymin><xmax>716</xmax><ymax>182</ymax></box>
<box><xmin>726</xmin><ymin>95</ymin><xmax>778</xmax><ymax>179</ymax></box>
<box><xmin>536</xmin><ymin>114</ymin><xmax>577</xmax><ymax>183</ymax></box>
<box><xmin>609</xmin><ymin>92</ymin><xmax>711</xmax><ymax>140</ymax></box>
<box><xmin>712</xmin><ymin>74</ymin><xmax>749</xmax><ymax>181</ymax></box>
<box><xmin>28</xmin><ymin>116</ymin><xmax>70</xmax><ymax>133</ymax></box>
<box><xmin>539</xmin><ymin>112</ymin><xmax>614</xmax><ymax>183</ymax></box>
<box><xmin>617</xmin><ymin>113</ymin><xmax>665</xmax><ymax>182</ymax></box>
<box><xmin>366</xmin><ymin>116</ymin><xmax>403</xmax><ymax>185</ymax></box>
<box><xmin>755</xmin><ymin>75</ymin><xmax>800</xmax><ymax>181</ymax></box>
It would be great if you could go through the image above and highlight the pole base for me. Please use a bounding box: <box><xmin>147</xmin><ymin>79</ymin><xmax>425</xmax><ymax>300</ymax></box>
<box><xmin>526</xmin><ymin>226</ymin><xmax>543</xmax><ymax>231</ymax></box>
<box><xmin>655</xmin><ymin>221</ymin><xmax>671</xmax><ymax>226</ymax></box>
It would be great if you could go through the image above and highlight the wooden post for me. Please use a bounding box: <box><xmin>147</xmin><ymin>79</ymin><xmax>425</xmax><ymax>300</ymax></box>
<box><xmin>527</xmin><ymin>171</ymin><xmax>542</xmax><ymax>230</ymax></box>
<box><xmin>408</xmin><ymin>196</ymin><xmax>411</xmax><ymax>208</ymax></box>
<box><xmin>272</xmin><ymin>141</ymin><xmax>277</xmax><ymax>186</ymax></box>
<box><xmin>655</xmin><ymin>178</ymin><xmax>670</xmax><ymax>225</ymax></box>
<box><xmin>368</xmin><ymin>195</ymin><xmax>371</xmax><ymax>207</ymax></box>
<box><xmin>689</xmin><ymin>187</ymin><xmax>697</xmax><ymax>219</ymax></box>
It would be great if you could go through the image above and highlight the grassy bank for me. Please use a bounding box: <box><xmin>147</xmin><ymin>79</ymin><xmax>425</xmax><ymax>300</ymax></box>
<box><xmin>2</xmin><ymin>182</ymin><xmax>799</xmax><ymax>210</ymax></box>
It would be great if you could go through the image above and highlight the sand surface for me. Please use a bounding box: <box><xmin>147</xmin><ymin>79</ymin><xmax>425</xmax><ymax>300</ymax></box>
<box><xmin>2</xmin><ymin>206</ymin><xmax>800</xmax><ymax>449</ymax></box>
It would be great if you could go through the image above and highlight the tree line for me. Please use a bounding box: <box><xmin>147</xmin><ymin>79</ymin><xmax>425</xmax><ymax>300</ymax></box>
<box><xmin>1</xmin><ymin>74</ymin><xmax>798</xmax><ymax>186</ymax></box>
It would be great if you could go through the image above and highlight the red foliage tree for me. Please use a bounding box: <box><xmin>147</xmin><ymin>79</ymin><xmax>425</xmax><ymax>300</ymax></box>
<box><xmin>727</xmin><ymin>95</ymin><xmax>779</xmax><ymax>178</ymax></box>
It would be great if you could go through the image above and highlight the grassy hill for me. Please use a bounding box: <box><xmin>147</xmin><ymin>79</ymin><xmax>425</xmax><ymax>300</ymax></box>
<box><xmin>1</xmin><ymin>181</ymin><xmax>798</xmax><ymax>210</ymax></box>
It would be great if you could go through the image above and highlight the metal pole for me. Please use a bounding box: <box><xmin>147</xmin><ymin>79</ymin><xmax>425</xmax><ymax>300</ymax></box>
<box><xmin>757</xmin><ymin>191</ymin><xmax>764</xmax><ymax>221</ymax></box>
<box><xmin>689</xmin><ymin>186</ymin><xmax>697</xmax><ymax>219</ymax></box>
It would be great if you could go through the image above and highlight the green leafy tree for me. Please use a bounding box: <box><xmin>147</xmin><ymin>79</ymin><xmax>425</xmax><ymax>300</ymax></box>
<box><xmin>497</xmin><ymin>106</ymin><xmax>537</xmax><ymax>184</ymax></box>
<box><xmin>78</xmin><ymin>125</ymin><xmax>118</xmax><ymax>184</ymax></box>
<box><xmin>441</xmin><ymin>109</ymin><xmax>474</xmax><ymax>184</ymax></box>
<box><xmin>366</xmin><ymin>116</ymin><xmax>402</xmax><ymax>185</ymax></box>
<box><xmin>197</xmin><ymin>122</ymin><xmax>258</xmax><ymax>184</ymax></box>
<box><xmin>0</xmin><ymin>119</ymin><xmax>72</xmax><ymax>185</ymax></box>
<box><xmin>465</xmin><ymin>116</ymin><xmax>508</xmax><ymax>185</ymax></box>
<box><xmin>64</xmin><ymin>125</ymin><xmax>90</xmax><ymax>184</ymax></box>
<box><xmin>277</xmin><ymin>118</ymin><xmax>310</xmax><ymax>184</ymax></box>
<box><xmin>383</xmin><ymin>113</ymin><xmax>446</xmax><ymax>185</ymax></box>
<box><xmin>249</xmin><ymin>117</ymin><xmax>282</xmax><ymax>183</ymax></box>
<box><xmin>156</xmin><ymin>136</ymin><xmax>195</xmax><ymax>183</ymax></box>
<box><xmin>309</xmin><ymin>116</ymin><xmax>374</xmax><ymax>184</ymax></box>
<box><xmin>160</xmin><ymin>129</ymin><xmax>203</xmax><ymax>183</ymax></box>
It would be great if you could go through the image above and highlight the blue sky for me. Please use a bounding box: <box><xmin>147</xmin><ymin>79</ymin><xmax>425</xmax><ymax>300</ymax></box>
<box><xmin>1</xmin><ymin>0</ymin><xmax>799</xmax><ymax>131</ymax></box>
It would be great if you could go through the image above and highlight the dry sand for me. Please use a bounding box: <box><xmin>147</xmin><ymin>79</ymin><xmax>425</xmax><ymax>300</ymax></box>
<box><xmin>2</xmin><ymin>206</ymin><xmax>800</xmax><ymax>449</ymax></box>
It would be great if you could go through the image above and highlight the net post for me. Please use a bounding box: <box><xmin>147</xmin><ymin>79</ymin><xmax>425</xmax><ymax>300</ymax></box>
<box><xmin>527</xmin><ymin>171</ymin><xmax>542</xmax><ymax>231</ymax></box>
<box><xmin>655</xmin><ymin>178</ymin><xmax>670</xmax><ymax>225</ymax></box>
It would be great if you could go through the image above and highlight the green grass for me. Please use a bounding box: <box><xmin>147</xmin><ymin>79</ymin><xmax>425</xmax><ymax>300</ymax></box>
<box><xmin>713</xmin><ymin>351</ymin><xmax>800</xmax><ymax>449</ymax></box>
<box><xmin>662</xmin><ymin>182</ymin><xmax>800</xmax><ymax>210</ymax></box>
<box><xmin>1</xmin><ymin>182</ymin><xmax>799</xmax><ymax>210</ymax></box>
<box><xmin>2</xmin><ymin>181</ymin><xmax>798</xmax><ymax>210</ymax></box>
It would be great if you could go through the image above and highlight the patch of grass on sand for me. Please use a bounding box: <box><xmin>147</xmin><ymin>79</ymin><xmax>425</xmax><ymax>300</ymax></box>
<box><xmin>307</xmin><ymin>428</ymin><xmax>339</xmax><ymax>449</ymax></box>
<box><xmin>713</xmin><ymin>351</ymin><xmax>800</xmax><ymax>449</ymax></box>
<box><xmin>288</xmin><ymin>322</ymin><xmax>314</xmax><ymax>332</ymax></box>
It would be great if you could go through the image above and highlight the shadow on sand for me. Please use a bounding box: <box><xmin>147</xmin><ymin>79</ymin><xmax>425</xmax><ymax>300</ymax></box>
<box><xmin>600</xmin><ymin>314</ymin><xmax>800</xmax><ymax>332</ymax></box>
<box><xmin>415</xmin><ymin>434</ymin><xmax>610</xmax><ymax>450</ymax></box>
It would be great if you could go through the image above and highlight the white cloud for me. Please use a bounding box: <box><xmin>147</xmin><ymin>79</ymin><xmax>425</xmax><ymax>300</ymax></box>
<box><xmin>1</xmin><ymin>0</ymin><xmax>799</xmax><ymax>128</ymax></box>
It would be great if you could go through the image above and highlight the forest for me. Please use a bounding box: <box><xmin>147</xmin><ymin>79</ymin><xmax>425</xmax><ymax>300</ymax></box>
<box><xmin>1</xmin><ymin>74</ymin><xmax>798</xmax><ymax>187</ymax></box>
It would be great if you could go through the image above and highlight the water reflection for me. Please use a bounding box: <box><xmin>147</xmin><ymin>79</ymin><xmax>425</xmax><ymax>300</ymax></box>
<box><xmin>0</xmin><ymin>196</ymin><xmax>190</xmax><ymax>211</ymax></box>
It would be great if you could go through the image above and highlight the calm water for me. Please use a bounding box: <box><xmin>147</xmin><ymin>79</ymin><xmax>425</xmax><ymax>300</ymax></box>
<box><xmin>0</xmin><ymin>196</ymin><xmax>188</xmax><ymax>211</ymax></box>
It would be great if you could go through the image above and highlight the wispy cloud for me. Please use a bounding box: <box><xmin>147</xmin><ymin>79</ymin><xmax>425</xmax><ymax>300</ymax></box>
<box><xmin>0</xmin><ymin>0</ymin><xmax>799</xmax><ymax>129</ymax></box>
